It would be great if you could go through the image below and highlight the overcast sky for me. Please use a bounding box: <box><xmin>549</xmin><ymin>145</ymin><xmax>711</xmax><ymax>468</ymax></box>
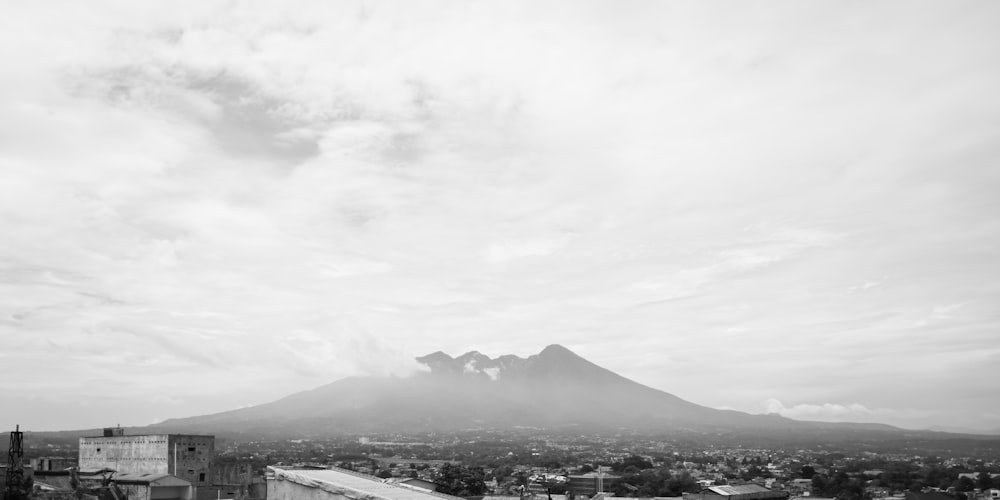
<box><xmin>1</xmin><ymin>1</ymin><xmax>998</xmax><ymax>433</ymax></box>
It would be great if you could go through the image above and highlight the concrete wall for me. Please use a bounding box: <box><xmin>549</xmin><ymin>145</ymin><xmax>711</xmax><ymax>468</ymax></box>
<box><xmin>78</xmin><ymin>434</ymin><xmax>214</xmax><ymax>486</ymax></box>
<box><xmin>118</xmin><ymin>483</ymin><xmax>152</xmax><ymax>500</ymax></box>
<box><xmin>30</xmin><ymin>457</ymin><xmax>77</xmax><ymax>471</ymax></box>
<box><xmin>168</xmin><ymin>434</ymin><xmax>215</xmax><ymax>485</ymax></box>
<box><xmin>150</xmin><ymin>484</ymin><xmax>193</xmax><ymax>499</ymax></box>
<box><xmin>116</xmin><ymin>482</ymin><xmax>194</xmax><ymax>500</ymax></box>
<box><xmin>79</xmin><ymin>434</ymin><xmax>170</xmax><ymax>475</ymax></box>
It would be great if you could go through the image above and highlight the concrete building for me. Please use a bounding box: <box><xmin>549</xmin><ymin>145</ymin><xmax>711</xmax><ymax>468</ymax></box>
<box><xmin>268</xmin><ymin>466</ymin><xmax>462</xmax><ymax>500</ymax></box>
<box><xmin>78</xmin><ymin>428</ymin><xmax>214</xmax><ymax>486</ymax></box>
<box><xmin>29</xmin><ymin>457</ymin><xmax>77</xmax><ymax>472</ymax></box>
<box><xmin>567</xmin><ymin>472</ymin><xmax>621</xmax><ymax>497</ymax></box>
<box><xmin>683</xmin><ymin>484</ymin><xmax>788</xmax><ymax>500</ymax></box>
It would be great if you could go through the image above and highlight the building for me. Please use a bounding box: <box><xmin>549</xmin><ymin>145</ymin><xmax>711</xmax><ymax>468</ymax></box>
<box><xmin>567</xmin><ymin>472</ymin><xmax>621</xmax><ymax>497</ymax></box>
<box><xmin>267</xmin><ymin>466</ymin><xmax>463</xmax><ymax>500</ymax></box>
<box><xmin>683</xmin><ymin>484</ymin><xmax>788</xmax><ymax>500</ymax></box>
<box><xmin>788</xmin><ymin>479</ymin><xmax>812</xmax><ymax>490</ymax></box>
<box><xmin>78</xmin><ymin>428</ymin><xmax>214</xmax><ymax>486</ymax></box>
<box><xmin>78</xmin><ymin>472</ymin><xmax>195</xmax><ymax>500</ymax></box>
<box><xmin>29</xmin><ymin>457</ymin><xmax>77</xmax><ymax>472</ymax></box>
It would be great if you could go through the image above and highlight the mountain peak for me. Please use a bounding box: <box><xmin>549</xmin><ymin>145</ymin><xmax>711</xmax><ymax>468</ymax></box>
<box><xmin>538</xmin><ymin>344</ymin><xmax>577</xmax><ymax>359</ymax></box>
<box><xmin>415</xmin><ymin>351</ymin><xmax>456</xmax><ymax>372</ymax></box>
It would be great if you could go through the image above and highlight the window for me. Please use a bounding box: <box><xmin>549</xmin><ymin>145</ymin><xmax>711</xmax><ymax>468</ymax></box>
<box><xmin>188</xmin><ymin>447</ymin><xmax>195</xmax><ymax>452</ymax></box>
<box><xmin>199</xmin><ymin>473</ymin><xmax>206</xmax><ymax>482</ymax></box>
<box><xmin>96</xmin><ymin>448</ymin><xmax>101</xmax><ymax>453</ymax></box>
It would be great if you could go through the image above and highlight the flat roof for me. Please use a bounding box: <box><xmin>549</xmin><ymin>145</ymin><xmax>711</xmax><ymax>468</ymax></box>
<box><xmin>80</xmin><ymin>434</ymin><xmax>215</xmax><ymax>439</ymax></box>
<box><xmin>706</xmin><ymin>485</ymin><xmax>776</xmax><ymax>496</ymax></box>
<box><xmin>270</xmin><ymin>467</ymin><xmax>462</xmax><ymax>500</ymax></box>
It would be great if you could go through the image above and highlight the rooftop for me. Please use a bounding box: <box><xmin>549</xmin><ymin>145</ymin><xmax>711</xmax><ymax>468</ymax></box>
<box><xmin>270</xmin><ymin>467</ymin><xmax>462</xmax><ymax>500</ymax></box>
<box><xmin>706</xmin><ymin>485</ymin><xmax>776</xmax><ymax>496</ymax></box>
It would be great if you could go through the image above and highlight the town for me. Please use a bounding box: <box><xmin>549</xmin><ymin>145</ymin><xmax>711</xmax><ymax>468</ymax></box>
<box><xmin>3</xmin><ymin>426</ymin><xmax>999</xmax><ymax>500</ymax></box>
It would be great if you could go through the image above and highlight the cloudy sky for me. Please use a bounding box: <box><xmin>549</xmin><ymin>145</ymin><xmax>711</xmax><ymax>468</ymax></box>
<box><xmin>2</xmin><ymin>1</ymin><xmax>999</xmax><ymax>433</ymax></box>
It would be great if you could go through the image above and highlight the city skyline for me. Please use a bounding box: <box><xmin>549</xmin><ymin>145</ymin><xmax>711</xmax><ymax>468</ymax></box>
<box><xmin>1</xmin><ymin>1</ymin><xmax>999</xmax><ymax>433</ymax></box>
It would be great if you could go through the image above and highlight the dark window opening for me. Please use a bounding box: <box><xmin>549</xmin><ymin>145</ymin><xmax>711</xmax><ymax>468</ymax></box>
<box><xmin>188</xmin><ymin>447</ymin><xmax>196</xmax><ymax>452</ymax></box>
<box><xmin>96</xmin><ymin>448</ymin><xmax>101</xmax><ymax>452</ymax></box>
<box><xmin>199</xmin><ymin>473</ymin><xmax>206</xmax><ymax>482</ymax></box>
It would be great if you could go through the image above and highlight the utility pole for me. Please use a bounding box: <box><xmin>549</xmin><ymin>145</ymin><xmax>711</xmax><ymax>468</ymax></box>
<box><xmin>4</xmin><ymin>425</ymin><xmax>24</xmax><ymax>500</ymax></box>
<box><xmin>596</xmin><ymin>464</ymin><xmax>604</xmax><ymax>494</ymax></box>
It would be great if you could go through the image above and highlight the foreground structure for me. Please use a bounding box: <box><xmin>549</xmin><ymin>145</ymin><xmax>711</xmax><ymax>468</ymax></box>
<box><xmin>267</xmin><ymin>466</ymin><xmax>462</xmax><ymax>500</ymax></box>
<box><xmin>683</xmin><ymin>485</ymin><xmax>789</xmax><ymax>500</ymax></box>
<box><xmin>78</xmin><ymin>427</ymin><xmax>214</xmax><ymax>486</ymax></box>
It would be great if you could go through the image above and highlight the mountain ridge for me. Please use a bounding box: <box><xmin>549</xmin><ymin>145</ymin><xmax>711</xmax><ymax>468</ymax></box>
<box><xmin>149</xmin><ymin>344</ymin><xmax>903</xmax><ymax>437</ymax></box>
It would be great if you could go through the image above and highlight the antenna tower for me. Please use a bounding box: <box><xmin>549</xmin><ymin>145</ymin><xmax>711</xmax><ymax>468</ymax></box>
<box><xmin>4</xmin><ymin>425</ymin><xmax>24</xmax><ymax>500</ymax></box>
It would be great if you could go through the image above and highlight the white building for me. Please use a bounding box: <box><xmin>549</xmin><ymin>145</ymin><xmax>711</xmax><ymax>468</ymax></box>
<box><xmin>78</xmin><ymin>429</ymin><xmax>214</xmax><ymax>486</ymax></box>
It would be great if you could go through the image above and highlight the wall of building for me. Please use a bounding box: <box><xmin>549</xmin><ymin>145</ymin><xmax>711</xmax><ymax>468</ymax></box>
<box><xmin>113</xmin><ymin>482</ymin><xmax>194</xmax><ymax>500</ymax></box>
<box><xmin>117</xmin><ymin>483</ymin><xmax>152</xmax><ymax>500</ymax></box>
<box><xmin>78</xmin><ymin>433</ymin><xmax>214</xmax><ymax>486</ymax></box>
<box><xmin>30</xmin><ymin>457</ymin><xmax>77</xmax><ymax>472</ymax></box>
<box><xmin>168</xmin><ymin>435</ymin><xmax>214</xmax><ymax>486</ymax></box>
<box><xmin>150</xmin><ymin>484</ymin><xmax>193</xmax><ymax>500</ymax></box>
<box><xmin>195</xmin><ymin>482</ymin><xmax>267</xmax><ymax>500</ymax></box>
<box><xmin>79</xmin><ymin>435</ymin><xmax>170</xmax><ymax>475</ymax></box>
<box><xmin>568</xmin><ymin>475</ymin><xmax>619</xmax><ymax>496</ymax></box>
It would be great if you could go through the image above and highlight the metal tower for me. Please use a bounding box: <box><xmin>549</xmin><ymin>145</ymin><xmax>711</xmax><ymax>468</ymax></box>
<box><xmin>4</xmin><ymin>424</ymin><xmax>24</xmax><ymax>500</ymax></box>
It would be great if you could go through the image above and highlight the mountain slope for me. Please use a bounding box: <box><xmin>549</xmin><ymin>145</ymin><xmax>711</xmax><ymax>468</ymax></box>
<box><xmin>151</xmin><ymin>344</ymin><xmax>877</xmax><ymax>436</ymax></box>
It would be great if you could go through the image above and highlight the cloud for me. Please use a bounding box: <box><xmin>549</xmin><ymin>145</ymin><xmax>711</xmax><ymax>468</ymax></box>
<box><xmin>2</xmin><ymin>0</ymin><xmax>1000</xmax><ymax>431</ymax></box>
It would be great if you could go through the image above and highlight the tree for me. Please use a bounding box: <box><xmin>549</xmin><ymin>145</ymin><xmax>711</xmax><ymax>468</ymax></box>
<box><xmin>435</xmin><ymin>464</ymin><xmax>488</xmax><ymax>497</ymax></box>
<box><xmin>800</xmin><ymin>466</ymin><xmax>816</xmax><ymax>479</ymax></box>
<box><xmin>4</xmin><ymin>474</ymin><xmax>33</xmax><ymax>500</ymax></box>
<box><xmin>955</xmin><ymin>477</ymin><xmax>975</xmax><ymax>492</ymax></box>
<box><xmin>811</xmin><ymin>475</ymin><xmax>829</xmax><ymax>495</ymax></box>
<box><xmin>613</xmin><ymin>456</ymin><xmax>653</xmax><ymax>473</ymax></box>
<box><xmin>977</xmin><ymin>472</ymin><xmax>994</xmax><ymax>491</ymax></box>
<box><xmin>662</xmin><ymin>471</ymin><xmax>698</xmax><ymax>497</ymax></box>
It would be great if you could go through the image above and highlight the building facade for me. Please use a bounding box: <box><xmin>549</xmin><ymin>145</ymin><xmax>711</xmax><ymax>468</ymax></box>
<box><xmin>567</xmin><ymin>473</ymin><xmax>620</xmax><ymax>497</ymax></box>
<box><xmin>78</xmin><ymin>430</ymin><xmax>214</xmax><ymax>486</ymax></box>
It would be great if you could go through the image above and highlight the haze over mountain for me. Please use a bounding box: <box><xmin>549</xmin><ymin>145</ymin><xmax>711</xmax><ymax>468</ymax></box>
<box><xmin>152</xmin><ymin>345</ymin><xmax>897</xmax><ymax>437</ymax></box>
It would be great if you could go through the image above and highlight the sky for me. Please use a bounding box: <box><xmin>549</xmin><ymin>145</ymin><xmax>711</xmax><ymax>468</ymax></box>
<box><xmin>1</xmin><ymin>0</ymin><xmax>999</xmax><ymax>433</ymax></box>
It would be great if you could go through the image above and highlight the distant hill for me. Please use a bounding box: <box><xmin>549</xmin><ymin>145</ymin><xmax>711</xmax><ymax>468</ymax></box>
<box><xmin>149</xmin><ymin>344</ymin><xmax>900</xmax><ymax>437</ymax></box>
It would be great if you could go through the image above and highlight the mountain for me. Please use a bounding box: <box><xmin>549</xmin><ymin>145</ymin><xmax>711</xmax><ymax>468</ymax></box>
<box><xmin>151</xmin><ymin>344</ymin><xmax>893</xmax><ymax>437</ymax></box>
